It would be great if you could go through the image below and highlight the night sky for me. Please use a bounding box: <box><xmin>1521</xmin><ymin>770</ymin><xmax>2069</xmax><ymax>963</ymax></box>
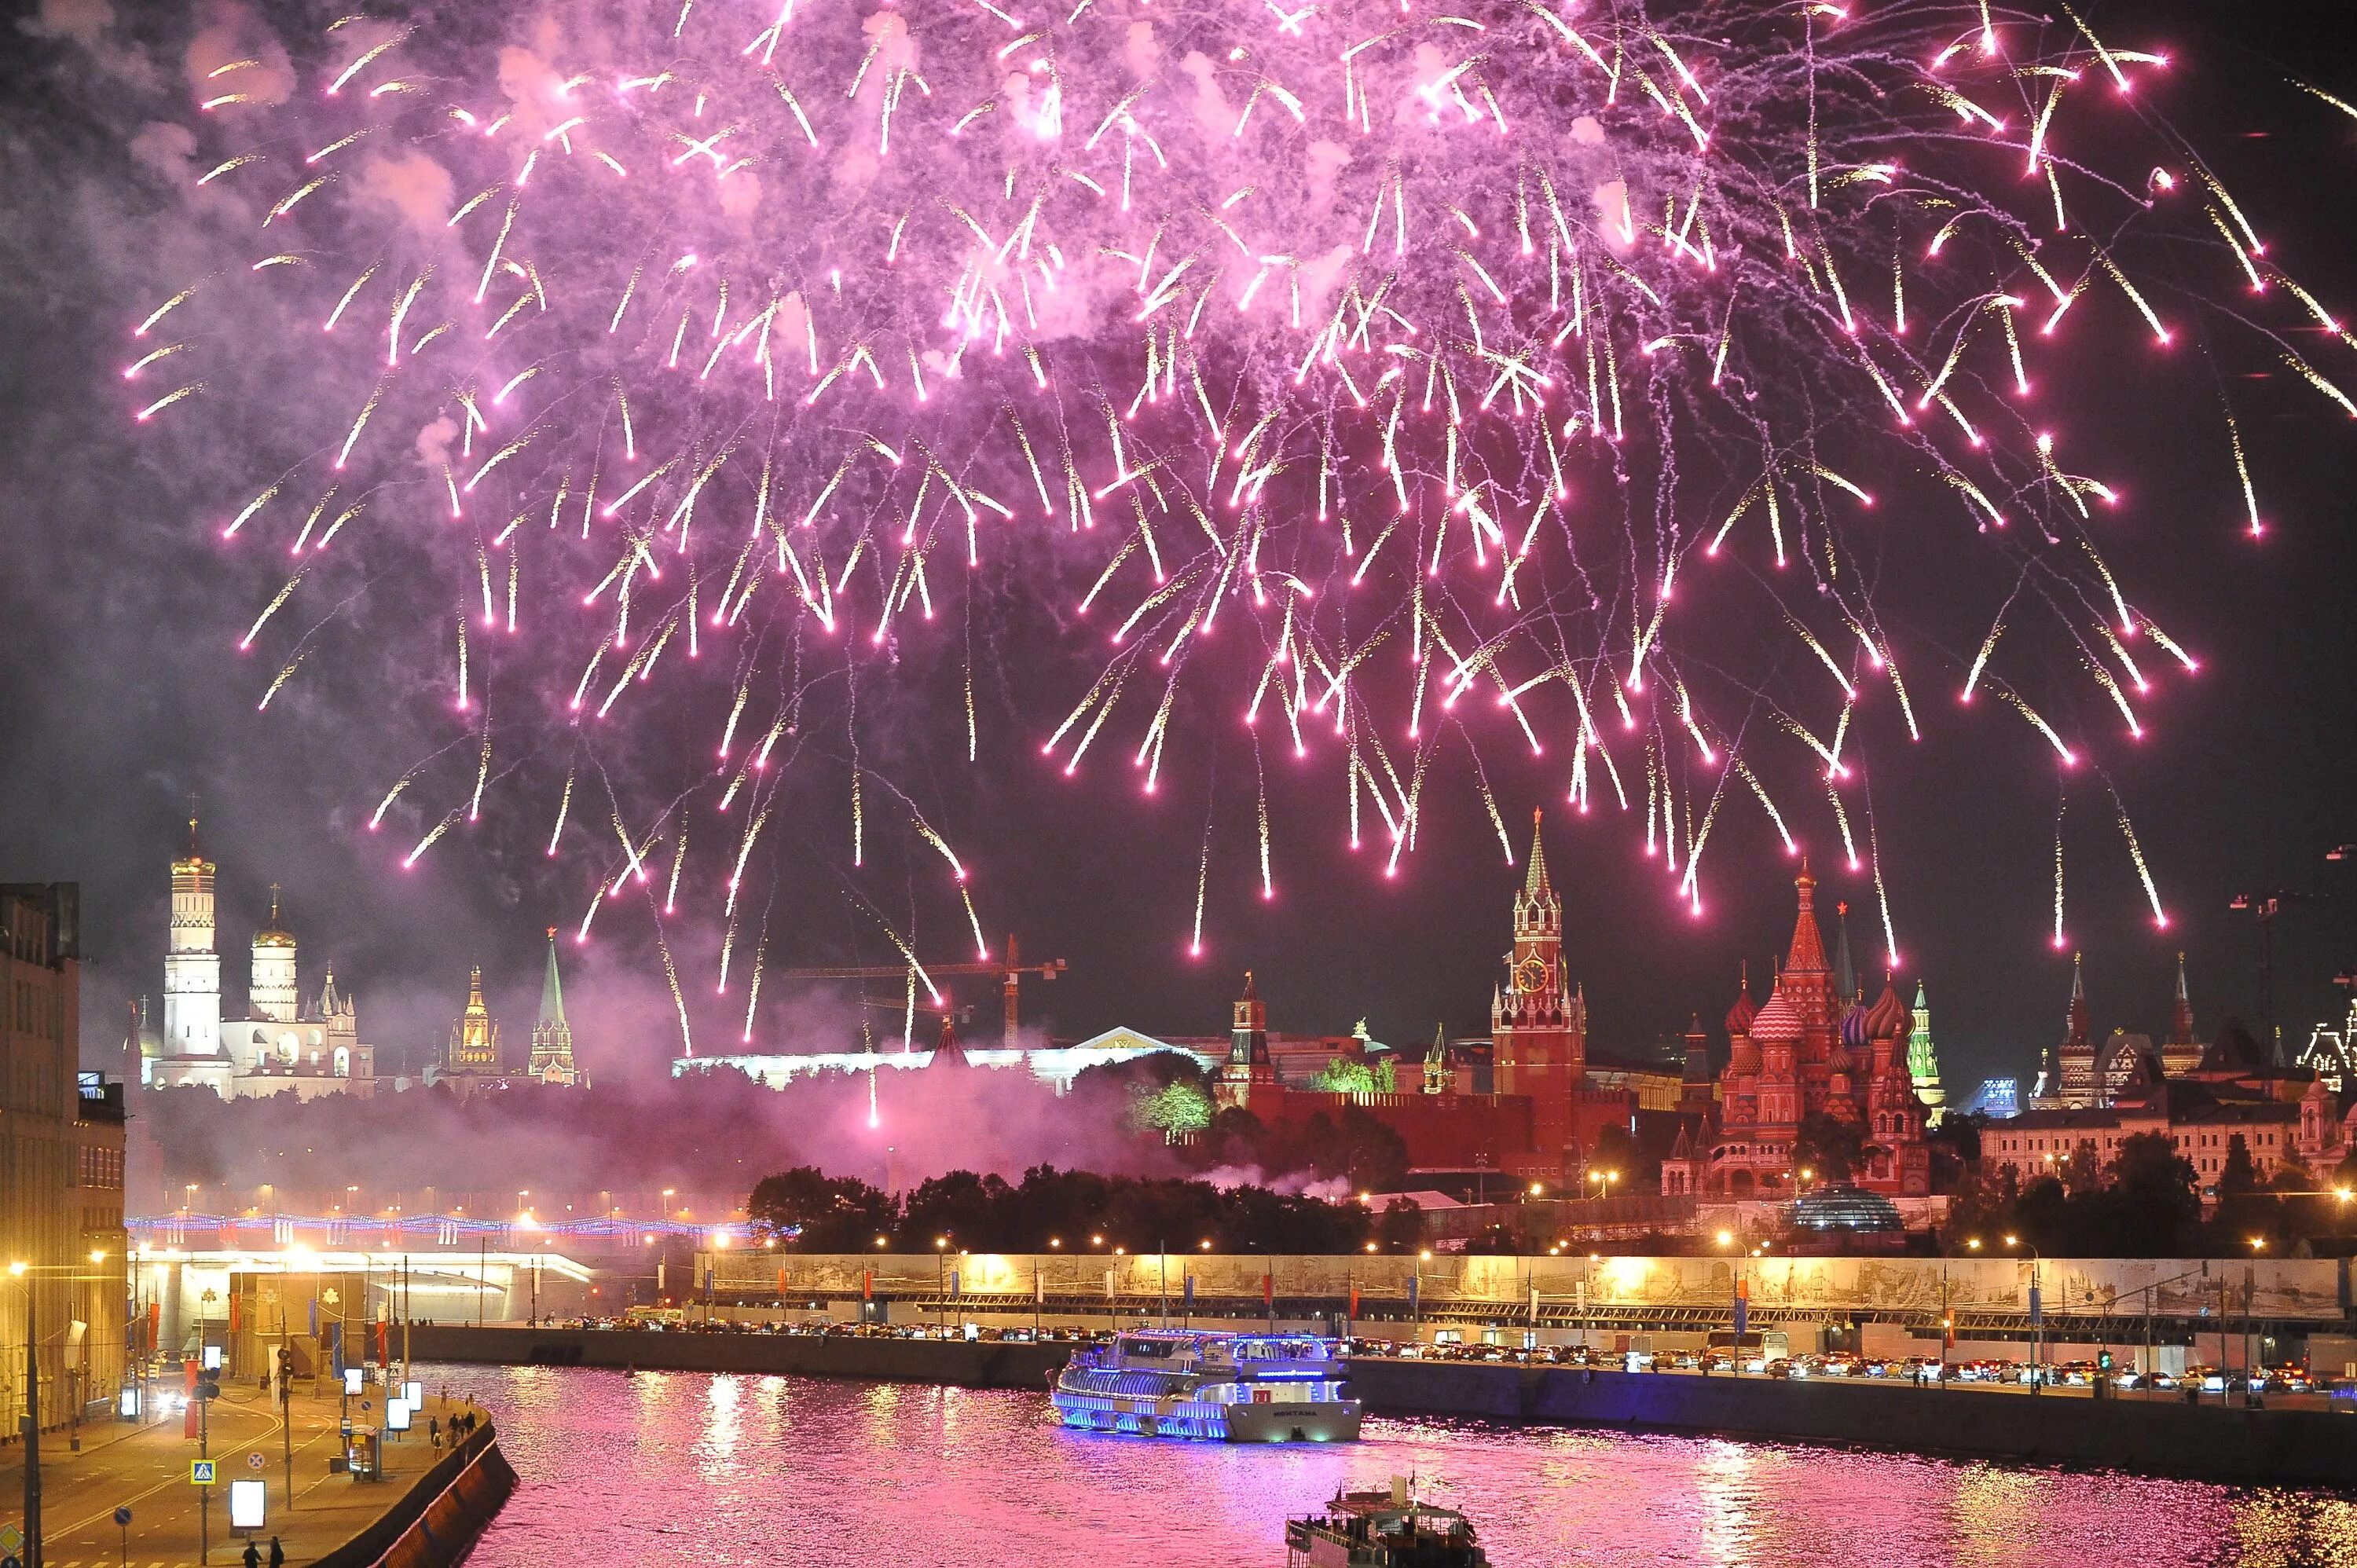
<box><xmin>3</xmin><ymin>0</ymin><xmax>2354</xmax><ymax>1101</ymax></box>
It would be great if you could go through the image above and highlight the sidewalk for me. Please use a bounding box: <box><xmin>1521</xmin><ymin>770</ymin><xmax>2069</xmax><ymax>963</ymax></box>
<box><xmin>1</xmin><ymin>1380</ymin><xmax>478</xmax><ymax>1567</ymax></box>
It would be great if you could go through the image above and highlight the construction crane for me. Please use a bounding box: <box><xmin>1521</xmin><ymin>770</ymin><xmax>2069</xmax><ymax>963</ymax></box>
<box><xmin>776</xmin><ymin>935</ymin><xmax>1068</xmax><ymax>1049</ymax></box>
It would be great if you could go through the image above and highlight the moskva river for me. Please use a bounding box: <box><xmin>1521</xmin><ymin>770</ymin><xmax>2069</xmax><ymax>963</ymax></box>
<box><xmin>431</xmin><ymin>1364</ymin><xmax>2357</xmax><ymax>1566</ymax></box>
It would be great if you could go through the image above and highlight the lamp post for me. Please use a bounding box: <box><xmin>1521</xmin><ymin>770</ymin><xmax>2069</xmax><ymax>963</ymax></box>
<box><xmin>934</xmin><ymin>1236</ymin><xmax>949</xmax><ymax>1330</ymax></box>
<box><xmin>2004</xmin><ymin>1235</ymin><xmax>2043</xmax><ymax>1390</ymax></box>
<box><xmin>9</xmin><ymin>1259</ymin><xmax>40</xmax><ymax>1568</ymax></box>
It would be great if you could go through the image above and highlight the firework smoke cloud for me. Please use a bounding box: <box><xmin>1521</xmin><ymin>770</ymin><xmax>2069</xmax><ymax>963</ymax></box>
<box><xmin>105</xmin><ymin>0</ymin><xmax>2357</xmax><ymax>1039</ymax></box>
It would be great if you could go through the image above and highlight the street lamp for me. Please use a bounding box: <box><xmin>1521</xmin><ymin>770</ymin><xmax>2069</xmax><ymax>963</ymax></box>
<box><xmin>2003</xmin><ymin>1234</ymin><xmax>2045</xmax><ymax>1390</ymax></box>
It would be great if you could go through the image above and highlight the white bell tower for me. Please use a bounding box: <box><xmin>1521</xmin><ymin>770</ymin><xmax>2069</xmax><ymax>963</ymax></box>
<box><xmin>163</xmin><ymin>801</ymin><xmax>222</xmax><ymax>1058</ymax></box>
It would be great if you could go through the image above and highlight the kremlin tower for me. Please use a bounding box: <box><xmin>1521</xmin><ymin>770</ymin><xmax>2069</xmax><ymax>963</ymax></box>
<box><xmin>447</xmin><ymin>966</ymin><xmax>503</xmax><ymax>1070</ymax></box>
<box><xmin>526</xmin><ymin>928</ymin><xmax>581</xmax><ymax>1086</ymax></box>
<box><xmin>1489</xmin><ymin>811</ymin><xmax>1589</xmax><ymax>1170</ymax></box>
<box><xmin>1213</xmin><ymin>971</ymin><xmax>1278</xmax><ymax>1110</ymax></box>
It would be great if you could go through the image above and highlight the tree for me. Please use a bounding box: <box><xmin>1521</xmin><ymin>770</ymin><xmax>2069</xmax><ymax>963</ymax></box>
<box><xmin>749</xmin><ymin>1167</ymin><xmax>897</xmax><ymax>1251</ymax></box>
<box><xmin>2216</xmin><ymin>1133</ymin><xmax>2261</xmax><ymax>1200</ymax></box>
<box><xmin>1291</xmin><ymin>1107</ymin><xmax>1412</xmax><ymax>1193</ymax></box>
<box><xmin>1938</xmin><ymin>1162</ymin><xmax>2018</xmax><ymax>1251</ymax></box>
<box><xmin>1309</xmin><ymin>1055</ymin><xmax>1398</xmax><ymax>1095</ymax></box>
<box><xmin>2097</xmin><ymin>1132</ymin><xmax>2201</xmax><ymax>1255</ymax></box>
<box><xmin>1926</xmin><ymin>1113</ymin><xmax>1980</xmax><ymax>1193</ymax></box>
<box><xmin>1791</xmin><ymin>1112</ymin><xmax>1865</xmax><ymax>1185</ymax></box>
<box><xmin>1132</xmin><ymin>1079</ymin><xmax>1214</xmax><ymax>1138</ymax></box>
<box><xmin>1197</xmin><ymin>1106</ymin><xmax>1272</xmax><ymax>1171</ymax></box>
<box><xmin>1589</xmin><ymin>1123</ymin><xmax>1640</xmax><ymax>1186</ymax></box>
<box><xmin>1375</xmin><ymin>1197</ymin><xmax>1427</xmax><ymax>1251</ymax></box>
<box><xmin>901</xmin><ymin>1170</ymin><xmax>1017</xmax><ymax>1250</ymax></box>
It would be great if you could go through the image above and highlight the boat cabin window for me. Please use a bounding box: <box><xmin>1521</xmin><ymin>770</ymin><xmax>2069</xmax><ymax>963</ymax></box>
<box><xmin>1120</xmin><ymin>1337</ymin><xmax>1179</xmax><ymax>1357</ymax></box>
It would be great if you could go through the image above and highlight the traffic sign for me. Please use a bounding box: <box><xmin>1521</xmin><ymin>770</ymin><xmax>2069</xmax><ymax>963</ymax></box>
<box><xmin>4</xmin><ymin>1552</ymin><xmax>20</xmax><ymax>1568</ymax></box>
<box><xmin>113</xmin><ymin>1508</ymin><xmax>133</xmax><ymax>1527</ymax></box>
<box><xmin>191</xmin><ymin>1460</ymin><xmax>217</xmax><ymax>1485</ymax></box>
<box><xmin>247</xmin><ymin>1452</ymin><xmax>265</xmax><ymax>1471</ymax></box>
<box><xmin>0</xmin><ymin>1523</ymin><xmax>20</xmax><ymax>1552</ymax></box>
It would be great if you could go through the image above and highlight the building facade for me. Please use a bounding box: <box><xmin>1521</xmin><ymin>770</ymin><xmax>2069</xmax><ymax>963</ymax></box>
<box><xmin>2</xmin><ymin>882</ymin><xmax>127</xmax><ymax>1438</ymax></box>
<box><xmin>142</xmin><ymin>816</ymin><xmax>377</xmax><ymax>1101</ymax></box>
<box><xmin>1995</xmin><ymin>956</ymin><xmax>2337</xmax><ymax>1199</ymax></box>
<box><xmin>1658</xmin><ymin>863</ymin><xmax>1934</xmax><ymax>1199</ymax></box>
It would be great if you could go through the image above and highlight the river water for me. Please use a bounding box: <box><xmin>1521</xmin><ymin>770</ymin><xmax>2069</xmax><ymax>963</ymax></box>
<box><xmin>427</xmin><ymin>1363</ymin><xmax>2357</xmax><ymax>1567</ymax></box>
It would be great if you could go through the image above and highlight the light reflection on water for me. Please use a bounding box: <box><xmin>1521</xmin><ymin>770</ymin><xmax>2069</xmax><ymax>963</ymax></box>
<box><xmin>431</xmin><ymin>1363</ymin><xmax>2357</xmax><ymax>1567</ymax></box>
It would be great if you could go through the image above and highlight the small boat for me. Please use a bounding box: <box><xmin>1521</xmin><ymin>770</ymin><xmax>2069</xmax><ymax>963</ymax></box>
<box><xmin>1050</xmin><ymin>1328</ymin><xmax>1361</xmax><ymax>1442</ymax></box>
<box><xmin>1284</xmin><ymin>1480</ymin><xmax>1488</xmax><ymax>1568</ymax></box>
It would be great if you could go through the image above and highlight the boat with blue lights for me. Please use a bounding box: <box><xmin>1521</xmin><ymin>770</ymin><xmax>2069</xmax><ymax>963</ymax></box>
<box><xmin>1050</xmin><ymin>1328</ymin><xmax>1361</xmax><ymax>1442</ymax></box>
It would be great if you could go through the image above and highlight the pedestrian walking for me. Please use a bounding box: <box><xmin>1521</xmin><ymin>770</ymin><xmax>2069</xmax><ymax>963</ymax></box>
<box><xmin>429</xmin><ymin>1415</ymin><xmax>442</xmax><ymax>1449</ymax></box>
<box><xmin>269</xmin><ymin>1536</ymin><xmax>286</xmax><ymax>1568</ymax></box>
<box><xmin>243</xmin><ymin>1541</ymin><xmax>261</xmax><ymax>1568</ymax></box>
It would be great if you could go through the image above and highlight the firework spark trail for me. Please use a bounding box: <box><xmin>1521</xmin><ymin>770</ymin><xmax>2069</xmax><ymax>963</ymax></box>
<box><xmin>2051</xmin><ymin>793</ymin><xmax>2068</xmax><ymax>950</ymax></box>
<box><xmin>2107</xmin><ymin>779</ymin><xmax>2168</xmax><ymax>929</ymax></box>
<box><xmin>140</xmin><ymin>0</ymin><xmax>2348</xmax><ymax>993</ymax></box>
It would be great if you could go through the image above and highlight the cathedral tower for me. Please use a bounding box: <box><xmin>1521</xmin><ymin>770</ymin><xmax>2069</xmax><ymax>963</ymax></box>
<box><xmin>249</xmin><ymin>884</ymin><xmax>299</xmax><ymax>1023</ymax></box>
<box><xmin>526</xmin><ymin>928</ymin><xmax>580</xmax><ymax>1086</ymax></box>
<box><xmin>447</xmin><ymin>965</ymin><xmax>502</xmax><ymax>1071</ymax></box>
<box><xmin>163</xmin><ymin>803</ymin><xmax>222</xmax><ymax>1058</ymax></box>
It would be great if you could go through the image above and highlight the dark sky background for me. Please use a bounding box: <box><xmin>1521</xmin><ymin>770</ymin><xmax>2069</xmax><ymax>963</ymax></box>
<box><xmin>3</xmin><ymin>0</ymin><xmax>2354</xmax><ymax>1102</ymax></box>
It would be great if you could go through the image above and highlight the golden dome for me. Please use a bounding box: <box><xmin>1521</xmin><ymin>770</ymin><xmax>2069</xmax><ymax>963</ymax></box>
<box><xmin>254</xmin><ymin>885</ymin><xmax>295</xmax><ymax>948</ymax></box>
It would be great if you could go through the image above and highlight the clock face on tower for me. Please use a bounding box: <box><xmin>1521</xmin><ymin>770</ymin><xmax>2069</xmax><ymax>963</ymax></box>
<box><xmin>1513</xmin><ymin>955</ymin><xmax>1548</xmax><ymax>995</ymax></box>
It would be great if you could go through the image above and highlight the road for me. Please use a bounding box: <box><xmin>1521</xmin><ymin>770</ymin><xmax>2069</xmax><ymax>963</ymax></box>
<box><xmin>0</xmin><ymin>1376</ymin><xmax>474</xmax><ymax>1568</ymax></box>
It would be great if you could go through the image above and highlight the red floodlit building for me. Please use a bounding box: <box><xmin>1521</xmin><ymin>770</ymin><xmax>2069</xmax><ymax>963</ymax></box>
<box><xmin>1657</xmin><ymin>863</ymin><xmax>1934</xmax><ymax>1199</ymax></box>
<box><xmin>1211</xmin><ymin>813</ymin><xmax>1640</xmax><ymax>1182</ymax></box>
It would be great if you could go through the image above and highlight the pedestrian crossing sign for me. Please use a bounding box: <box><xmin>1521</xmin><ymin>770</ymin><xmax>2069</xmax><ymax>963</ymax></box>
<box><xmin>192</xmin><ymin>1460</ymin><xmax>217</xmax><ymax>1485</ymax></box>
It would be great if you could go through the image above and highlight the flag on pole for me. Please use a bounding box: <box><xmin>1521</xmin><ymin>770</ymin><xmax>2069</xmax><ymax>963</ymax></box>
<box><xmin>1408</xmin><ymin>1276</ymin><xmax>1420</xmax><ymax>1315</ymax></box>
<box><xmin>1035</xmin><ymin>1272</ymin><xmax>1046</xmax><ymax>1305</ymax></box>
<box><xmin>1734</xmin><ymin>1275</ymin><xmax>1750</xmax><ymax>1341</ymax></box>
<box><xmin>309</xmin><ymin>1299</ymin><xmax>319</xmax><ymax>1337</ymax></box>
<box><xmin>949</xmin><ymin>1269</ymin><xmax>960</xmax><ymax>1298</ymax></box>
<box><xmin>1262</xmin><ymin>1273</ymin><xmax>1274</xmax><ymax>1310</ymax></box>
<box><xmin>1348</xmin><ymin>1283</ymin><xmax>1360</xmax><ymax>1318</ymax></box>
<box><xmin>1183</xmin><ymin>1274</ymin><xmax>1196</xmax><ymax>1306</ymax></box>
<box><xmin>862</xmin><ymin>1269</ymin><xmax>874</xmax><ymax>1302</ymax></box>
<box><xmin>1529</xmin><ymin>1285</ymin><xmax>1539</xmax><ymax>1325</ymax></box>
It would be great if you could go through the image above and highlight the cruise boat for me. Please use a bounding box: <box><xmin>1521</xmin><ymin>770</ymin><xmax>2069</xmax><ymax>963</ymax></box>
<box><xmin>1284</xmin><ymin>1482</ymin><xmax>1489</xmax><ymax>1568</ymax></box>
<box><xmin>1050</xmin><ymin>1328</ymin><xmax>1361</xmax><ymax>1442</ymax></box>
